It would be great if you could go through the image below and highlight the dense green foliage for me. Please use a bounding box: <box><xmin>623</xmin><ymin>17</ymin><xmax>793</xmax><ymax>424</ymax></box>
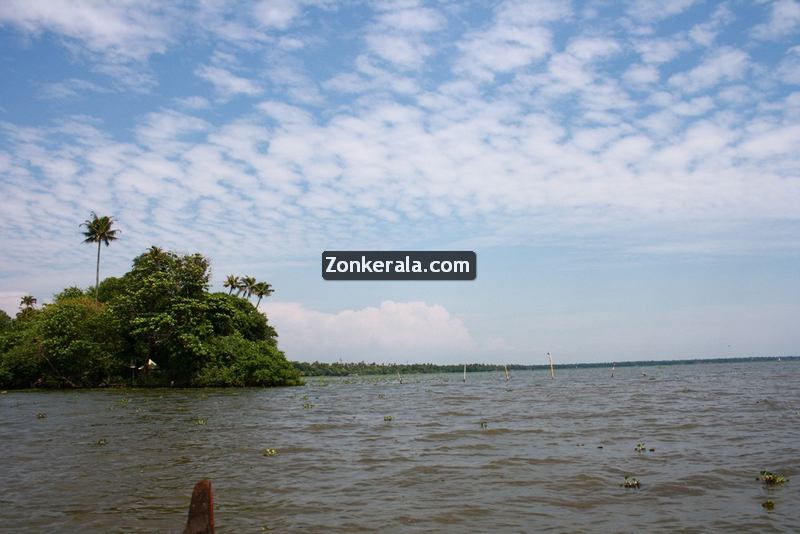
<box><xmin>0</xmin><ymin>248</ymin><xmax>302</xmax><ymax>389</ymax></box>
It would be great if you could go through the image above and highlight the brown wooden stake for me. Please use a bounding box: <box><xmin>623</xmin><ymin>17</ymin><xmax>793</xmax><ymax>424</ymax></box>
<box><xmin>184</xmin><ymin>479</ymin><xmax>214</xmax><ymax>534</ymax></box>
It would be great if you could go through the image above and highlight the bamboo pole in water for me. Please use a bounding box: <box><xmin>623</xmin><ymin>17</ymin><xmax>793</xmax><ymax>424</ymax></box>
<box><xmin>548</xmin><ymin>352</ymin><xmax>555</xmax><ymax>379</ymax></box>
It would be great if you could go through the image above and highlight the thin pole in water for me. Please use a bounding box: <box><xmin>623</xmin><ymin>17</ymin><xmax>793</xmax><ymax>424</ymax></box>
<box><xmin>548</xmin><ymin>352</ymin><xmax>555</xmax><ymax>379</ymax></box>
<box><xmin>463</xmin><ymin>363</ymin><xmax>467</xmax><ymax>383</ymax></box>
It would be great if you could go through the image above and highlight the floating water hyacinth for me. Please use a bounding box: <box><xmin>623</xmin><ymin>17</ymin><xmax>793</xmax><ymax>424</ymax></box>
<box><xmin>96</xmin><ymin>438</ymin><xmax>108</xmax><ymax>446</ymax></box>
<box><xmin>762</xmin><ymin>500</ymin><xmax>775</xmax><ymax>510</ymax></box>
<box><xmin>480</xmin><ymin>421</ymin><xmax>488</xmax><ymax>429</ymax></box>
<box><xmin>621</xmin><ymin>476</ymin><xmax>641</xmax><ymax>489</ymax></box>
<box><xmin>384</xmin><ymin>415</ymin><xmax>393</xmax><ymax>422</ymax></box>
<box><xmin>758</xmin><ymin>470</ymin><xmax>788</xmax><ymax>485</ymax></box>
<box><xmin>36</xmin><ymin>412</ymin><xmax>46</xmax><ymax>419</ymax></box>
<box><xmin>262</xmin><ymin>448</ymin><xmax>278</xmax><ymax>457</ymax></box>
<box><xmin>378</xmin><ymin>394</ymin><xmax>385</xmax><ymax>399</ymax></box>
<box><xmin>303</xmin><ymin>402</ymin><xmax>314</xmax><ymax>409</ymax></box>
<box><xmin>194</xmin><ymin>417</ymin><xmax>207</xmax><ymax>425</ymax></box>
<box><xmin>635</xmin><ymin>443</ymin><xmax>646</xmax><ymax>452</ymax></box>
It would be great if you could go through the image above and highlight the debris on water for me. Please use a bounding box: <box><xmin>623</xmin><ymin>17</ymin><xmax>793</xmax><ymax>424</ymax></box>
<box><xmin>194</xmin><ymin>417</ymin><xmax>207</xmax><ymax>425</ymax></box>
<box><xmin>97</xmin><ymin>438</ymin><xmax>108</xmax><ymax>446</ymax></box>
<box><xmin>621</xmin><ymin>476</ymin><xmax>641</xmax><ymax>489</ymax></box>
<box><xmin>635</xmin><ymin>442</ymin><xmax>646</xmax><ymax>452</ymax></box>
<box><xmin>479</xmin><ymin>420</ymin><xmax>488</xmax><ymax>429</ymax></box>
<box><xmin>36</xmin><ymin>412</ymin><xmax>47</xmax><ymax>419</ymax></box>
<box><xmin>378</xmin><ymin>394</ymin><xmax>385</xmax><ymax>399</ymax></box>
<box><xmin>384</xmin><ymin>415</ymin><xmax>393</xmax><ymax>422</ymax></box>
<box><xmin>762</xmin><ymin>500</ymin><xmax>775</xmax><ymax>510</ymax></box>
<box><xmin>303</xmin><ymin>402</ymin><xmax>314</xmax><ymax>409</ymax></box>
<box><xmin>758</xmin><ymin>470</ymin><xmax>788</xmax><ymax>485</ymax></box>
<box><xmin>597</xmin><ymin>445</ymin><xmax>603</xmax><ymax>449</ymax></box>
<box><xmin>0</xmin><ymin>390</ymin><xmax>7</xmax><ymax>394</ymax></box>
<box><xmin>262</xmin><ymin>448</ymin><xmax>278</xmax><ymax>457</ymax></box>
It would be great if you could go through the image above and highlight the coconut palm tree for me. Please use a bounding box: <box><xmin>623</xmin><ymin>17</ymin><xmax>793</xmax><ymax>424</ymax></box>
<box><xmin>80</xmin><ymin>212</ymin><xmax>120</xmax><ymax>301</ymax></box>
<box><xmin>223</xmin><ymin>275</ymin><xmax>240</xmax><ymax>295</ymax></box>
<box><xmin>19</xmin><ymin>295</ymin><xmax>37</xmax><ymax>310</ymax></box>
<box><xmin>252</xmin><ymin>282</ymin><xmax>274</xmax><ymax>310</ymax></box>
<box><xmin>239</xmin><ymin>276</ymin><xmax>257</xmax><ymax>298</ymax></box>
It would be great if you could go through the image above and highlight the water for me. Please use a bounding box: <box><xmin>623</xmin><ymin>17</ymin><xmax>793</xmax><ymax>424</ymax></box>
<box><xmin>1</xmin><ymin>361</ymin><xmax>799</xmax><ymax>532</ymax></box>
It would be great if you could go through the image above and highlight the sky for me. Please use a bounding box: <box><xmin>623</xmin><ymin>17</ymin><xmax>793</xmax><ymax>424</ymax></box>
<box><xmin>0</xmin><ymin>0</ymin><xmax>799</xmax><ymax>365</ymax></box>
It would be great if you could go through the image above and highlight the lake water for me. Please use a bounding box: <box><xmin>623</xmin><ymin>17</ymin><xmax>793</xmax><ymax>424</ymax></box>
<box><xmin>1</xmin><ymin>361</ymin><xmax>799</xmax><ymax>532</ymax></box>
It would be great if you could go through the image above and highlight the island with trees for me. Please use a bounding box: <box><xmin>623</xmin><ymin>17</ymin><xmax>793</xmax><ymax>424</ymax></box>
<box><xmin>0</xmin><ymin>213</ymin><xmax>302</xmax><ymax>389</ymax></box>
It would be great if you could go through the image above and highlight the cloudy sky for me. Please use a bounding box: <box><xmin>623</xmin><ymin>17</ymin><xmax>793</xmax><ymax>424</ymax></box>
<box><xmin>1</xmin><ymin>0</ymin><xmax>799</xmax><ymax>364</ymax></box>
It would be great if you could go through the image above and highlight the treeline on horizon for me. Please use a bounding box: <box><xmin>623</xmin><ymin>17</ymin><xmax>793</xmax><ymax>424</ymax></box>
<box><xmin>292</xmin><ymin>356</ymin><xmax>796</xmax><ymax>377</ymax></box>
<box><xmin>0</xmin><ymin>242</ymin><xmax>302</xmax><ymax>389</ymax></box>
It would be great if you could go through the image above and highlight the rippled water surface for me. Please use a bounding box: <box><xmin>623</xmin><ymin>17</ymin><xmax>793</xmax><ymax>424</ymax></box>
<box><xmin>1</xmin><ymin>361</ymin><xmax>799</xmax><ymax>532</ymax></box>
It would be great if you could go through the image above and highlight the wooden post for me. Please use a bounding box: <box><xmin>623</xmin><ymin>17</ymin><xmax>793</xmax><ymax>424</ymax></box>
<box><xmin>184</xmin><ymin>479</ymin><xmax>214</xmax><ymax>534</ymax></box>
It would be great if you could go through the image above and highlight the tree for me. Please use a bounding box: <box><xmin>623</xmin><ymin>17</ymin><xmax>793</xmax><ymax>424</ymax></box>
<box><xmin>223</xmin><ymin>275</ymin><xmax>240</xmax><ymax>295</ymax></box>
<box><xmin>20</xmin><ymin>295</ymin><xmax>37</xmax><ymax>310</ymax></box>
<box><xmin>239</xmin><ymin>276</ymin><xmax>257</xmax><ymax>298</ymax></box>
<box><xmin>81</xmin><ymin>212</ymin><xmax>120</xmax><ymax>301</ymax></box>
<box><xmin>252</xmin><ymin>281</ymin><xmax>274</xmax><ymax>310</ymax></box>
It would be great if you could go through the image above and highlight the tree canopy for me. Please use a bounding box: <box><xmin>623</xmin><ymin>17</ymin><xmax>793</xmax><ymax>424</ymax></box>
<box><xmin>0</xmin><ymin>247</ymin><xmax>301</xmax><ymax>388</ymax></box>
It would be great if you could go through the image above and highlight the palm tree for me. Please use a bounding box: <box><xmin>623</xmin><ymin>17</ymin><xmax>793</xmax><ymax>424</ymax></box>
<box><xmin>19</xmin><ymin>295</ymin><xmax>37</xmax><ymax>310</ymax></box>
<box><xmin>239</xmin><ymin>276</ymin><xmax>257</xmax><ymax>298</ymax></box>
<box><xmin>223</xmin><ymin>275</ymin><xmax>240</xmax><ymax>295</ymax></box>
<box><xmin>252</xmin><ymin>282</ymin><xmax>274</xmax><ymax>310</ymax></box>
<box><xmin>80</xmin><ymin>211</ymin><xmax>120</xmax><ymax>301</ymax></box>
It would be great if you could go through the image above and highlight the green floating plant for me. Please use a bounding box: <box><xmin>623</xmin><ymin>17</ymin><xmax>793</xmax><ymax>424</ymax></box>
<box><xmin>36</xmin><ymin>412</ymin><xmax>47</xmax><ymax>419</ymax></box>
<box><xmin>762</xmin><ymin>500</ymin><xmax>775</xmax><ymax>510</ymax></box>
<box><xmin>262</xmin><ymin>448</ymin><xmax>278</xmax><ymax>457</ymax></box>
<box><xmin>621</xmin><ymin>476</ymin><xmax>641</xmax><ymax>489</ymax></box>
<box><xmin>96</xmin><ymin>438</ymin><xmax>108</xmax><ymax>446</ymax></box>
<box><xmin>479</xmin><ymin>420</ymin><xmax>488</xmax><ymax>429</ymax></box>
<box><xmin>378</xmin><ymin>394</ymin><xmax>385</xmax><ymax>399</ymax></box>
<box><xmin>384</xmin><ymin>415</ymin><xmax>393</xmax><ymax>422</ymax></box>
<box><xmin>635</xmin><ymin>443</ymin><xmax>646</xmax><ymax>452</ymax></box>
<box><xmin>194</xmin><ymin>417</ymin><xmax>207</xmax><ymax>426</ymax></box>
<box><xmin>303</xmin><ymin>402</ymin><xmax>314</xmax><ymax>409</ymax></box>
<box><xmin>758</xmin><ymin>470</ymin><xmax>788</xmax><ymax>485</ymax></box>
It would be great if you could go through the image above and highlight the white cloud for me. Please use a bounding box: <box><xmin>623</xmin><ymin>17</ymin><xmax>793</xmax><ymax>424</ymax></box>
<box><xmin>454</xmin><ymin>0</ymin><xmax>568</xmax><ymax>81</ymax></box>
<box><xmin>264</xmin><ymin>300</ymin><xmax>478</xmax><ymax>362</ymax></box>
<box><xmin>626</xmin><ymin>0</ymin><xmax>700</xmax><ymax>22</ymax></box>
<box><xmin>195</xmin><ymin>65</ymin><xmax>262</xmax><ymax>98</ymax></box>
<box><xmin>253</xmin><ymin>0</ymin><xmax>301</xmax><ymax>30</ymax></box>
<box><xmin>37</xmin><ymin>78</ymin><xmax>109</xmax><ymax>100</ymax></box>
<box><xmin>0</xmin><ymin>0</ymin><xmax>174</xmax><ymax>61</ymax></box>
<box><xmin>668</xmin><ymin>47</ymin><xmax>749</xmax><ymax>93</ymax></box>
<box><xmin>753</xmin><ymin>0</ymin><xmax>800</xmax><ymax>40</ymax></box>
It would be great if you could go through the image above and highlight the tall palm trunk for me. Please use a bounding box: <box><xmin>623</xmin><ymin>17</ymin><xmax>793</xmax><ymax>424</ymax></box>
<box><xmin>95</xmin><ymin>240</ymin><xmax>101</xmax><ymax>301</ymax></box>
<box><xmin>256</xmin><ymin>296</ymin><xmax>263</xmax><ymax>309</ymax></box>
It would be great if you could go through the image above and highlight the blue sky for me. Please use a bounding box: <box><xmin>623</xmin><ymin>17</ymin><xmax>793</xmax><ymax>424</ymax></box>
<box><xmin>1</xmin><ymin>0</ymin><xmax>799</xmax><ymax>364</ymax></box>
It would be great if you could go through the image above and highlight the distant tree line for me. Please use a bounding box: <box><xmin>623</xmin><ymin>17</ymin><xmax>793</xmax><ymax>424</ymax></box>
<box><xmin>292</xmin><ymin>357</ymin><xmax>796</xmax><ymax>377</ymax></box>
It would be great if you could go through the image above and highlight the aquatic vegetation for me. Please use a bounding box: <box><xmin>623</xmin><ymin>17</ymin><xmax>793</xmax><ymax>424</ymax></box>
<box><xmin>384</xmin><ymin>415</ymin><xmax>393</xmax><ymax>422</ymax></box>
<box><xmin>480</xmin><ymin>420</ymin><xmax>488</xmax><ymax>429</ymax></box>
<box><xmin>635</xmin><ymin>443</ymin><xmax>646</xmax><ymax>452</ymax></box>
<box><xmin>762</xmin><ymin>500</ymin><xmax>775</xmax><ymax>510</ymax></box>
<box><xmin>96</xmin><ymin>438</ymin><xmax>108</xmax><ymax>446</ymax></box>
<box><xmin>378</xmin><ymin>394</ymin><xmax>385</xmax><ymax>399</ymax></box>
<box><xmin>303</xmin><ymin>402</ymin><xmax>314</xmax><ymax>409</ymax></box>
<box><xmin>36</xmin><ymin>412</ymin><xmax>46</xmax><ymax>419</ymax></box>
<box><xmin>194</xmin><ymin>417</ymin><xmax>207</xmax><ymax>425</ymax></box>
<box><xmin>621</xmin><ymin>476</ymin><xmax>641</xmax><ymax>489</ymax></box>
<box><xmin>758</xmin><ymin>470</ymin><xmax>788</xmax><ymax>485</ymax></box>
<box><xmin>262</xmin><ymin>448</ymin><xmax>278</xmax><ymax>457</ymax></box>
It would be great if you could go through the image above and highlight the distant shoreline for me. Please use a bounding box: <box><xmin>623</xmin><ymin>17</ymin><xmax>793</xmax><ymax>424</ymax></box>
<box><xmin>293</xmin><ymin>355</ymin><xmax>798</xmax><ymax>377</ymax></box>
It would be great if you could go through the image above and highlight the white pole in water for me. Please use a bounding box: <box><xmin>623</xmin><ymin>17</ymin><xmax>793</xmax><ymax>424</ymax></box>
<box><xmin>463</xmin><ymin>363</ymin><xmax>467</xmax><ymax>383</ymax></box>
<box><xmin>504</xmin><ymin>364</ymin><xmax>510</xmax><ymax>381</ymax></box>
<box><xmin>548</xmin><ymin>352</ymin><xmax>555</xmax><ymax>379</ymax></box>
